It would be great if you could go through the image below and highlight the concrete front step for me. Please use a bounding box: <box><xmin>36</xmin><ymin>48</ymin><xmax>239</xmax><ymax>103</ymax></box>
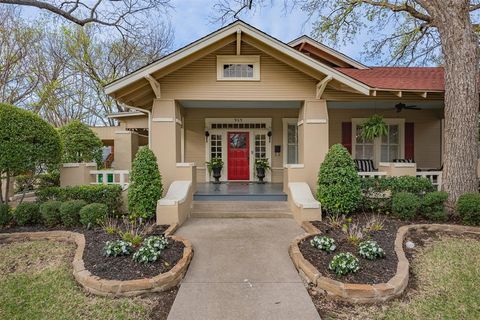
<box><xmin>191</xmin><ymin>201</ymin><xmax>293</xmax><ymax>218</ymax></box>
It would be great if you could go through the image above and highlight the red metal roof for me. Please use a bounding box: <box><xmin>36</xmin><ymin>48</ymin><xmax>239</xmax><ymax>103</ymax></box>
<box><xmin>335</xmin><ymin>67</ymin><xmax>445</xmax><ymax>91</ymax></box>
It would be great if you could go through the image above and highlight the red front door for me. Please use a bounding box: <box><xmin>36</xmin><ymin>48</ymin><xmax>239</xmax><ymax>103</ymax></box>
<box><xmin>228</xmin><ymin>132</ymin><xmax>249</xmax><ymax>180</ymax></box>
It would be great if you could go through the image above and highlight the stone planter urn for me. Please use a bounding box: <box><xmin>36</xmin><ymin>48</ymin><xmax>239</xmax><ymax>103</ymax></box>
<box><xmin>256</xmin><ymin>167</ymin><xmax>266</xmax><ymax>184</ymax></box>
<box><xmin>212</xmin><ymin>167</ymin><xmax>222</xmax><ymax>184</ymax></box>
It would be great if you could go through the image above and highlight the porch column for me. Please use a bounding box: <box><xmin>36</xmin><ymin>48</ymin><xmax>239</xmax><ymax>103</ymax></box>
<box><xmin>298</xmin><ymin>100</ymin><xmax>329</xmax><ymax>191</ymax></box>
<box><xmin>113</xmin><ymin>123</ymin><xmax>140</xmax><ymax>170</ymax></box>
<box><xmin>151</xmin><ymin>99</ymin><xmax>182</xmax><ymax>190</ymax></box>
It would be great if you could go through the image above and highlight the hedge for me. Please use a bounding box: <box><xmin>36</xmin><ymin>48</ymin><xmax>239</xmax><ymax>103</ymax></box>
<box><xmin>36</xmin><ymin>185</ymin><xmax>122</xmax><ymax>214</ymax></box>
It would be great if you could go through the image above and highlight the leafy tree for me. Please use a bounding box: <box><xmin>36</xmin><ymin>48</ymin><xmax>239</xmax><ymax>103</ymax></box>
<box><xmin>317</xmin><ymin>144</ymin><xmax>361</xmax><ymax>215</ymax></box>
<box><xmin>215</xmin><ymin>0</ymin><xmax>480</xmax><ymax>208</ymax></box>
<box><xmin>0</xmin><ymin>103</ymin><xmax>61</xmax><ymax>205</ymax></box>
<box><xmin>128</xmin><ymin>147</ymin><xmax>163</xmax><ymax>220</ymax></box>
<box><xmin>58</xmin><ymin>120</ymin><xmax>103</xmax><ymax>165</ymax></box>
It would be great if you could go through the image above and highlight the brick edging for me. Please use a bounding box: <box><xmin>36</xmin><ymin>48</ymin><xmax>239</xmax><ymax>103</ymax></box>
<box><xmin>291</xmin><ymin>223</ymin><xmax>480</xmax><ymax>303</ymax></box>
<box><xmin>0</xmin><ymin>227</ymin><xmax>193</xmax><ymax>297</ymax></box>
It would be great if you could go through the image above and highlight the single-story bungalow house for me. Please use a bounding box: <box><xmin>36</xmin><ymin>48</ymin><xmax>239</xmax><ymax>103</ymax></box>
<box><xmin>91</xmin><ymin>20</ymin><xmax>445</xmax><ymax>225</ymax></box>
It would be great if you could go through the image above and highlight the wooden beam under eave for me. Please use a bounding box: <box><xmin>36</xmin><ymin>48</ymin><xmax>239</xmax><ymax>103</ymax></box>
<box><xmin>394</xmin><ymin>91</ymin><xmax>402</xmax><ymax>98</ymax></box>
<box><xmin>236</xmin><ymin>30</ymin><xmax>241</xmax><ymax>55</ymax></box>
<box><xmin>144</xmin><ymin>74</ymin><xmax>161</xmax><ymax>99</ymax></box>
<box><xmin>370</xmin><ymin>90</ymin><xmax>377</xmax><ymax>97</ymax></box>
<box><xmin>418</xmin><ymin>91</ymin><xmax>428</xmax><ymax>98</ymax></box>
<box><xmin>316</xmin><ymin>75</ymin><xmax>333</xmax><ymax>99</ymax></box>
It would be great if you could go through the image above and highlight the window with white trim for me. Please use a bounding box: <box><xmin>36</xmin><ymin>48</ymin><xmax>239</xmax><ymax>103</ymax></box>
<box><xmin>283</xmin><ymin>118</ymin><xmax>299</xmax><ymax>165</ymax></box>
<box><xmin>255</xmin><ymin>134</ymin><xmax>267</xmax><ymax>159</ymax></box>
<box><xmin>217</xmin><ymin>55</ymin><xmax>260</xmax><ymax>81</ymax></box>
<box><xmin>210</xmin><ymin>134</ymin><xmax>223</xmax><ymax>160</ymax></box>
<box><xmin>352</xmin><ymin>118</ymin><xmax>404</xmax><ymax>165</ymax></box>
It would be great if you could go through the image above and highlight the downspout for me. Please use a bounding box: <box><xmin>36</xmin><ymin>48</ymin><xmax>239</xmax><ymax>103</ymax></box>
<box><xmin>120</xmin><ymin>104</ymin><xmax>152</xmax><ymax>149</ymax></box>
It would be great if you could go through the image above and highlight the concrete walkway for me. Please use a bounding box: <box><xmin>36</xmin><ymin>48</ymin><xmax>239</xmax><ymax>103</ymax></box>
<box><xmin>167</xmin><ymin>218</ymin><xmax>321</xmax><ymax>320</ymax></box>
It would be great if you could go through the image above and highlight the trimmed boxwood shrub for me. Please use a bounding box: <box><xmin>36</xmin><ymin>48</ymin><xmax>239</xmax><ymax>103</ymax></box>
<box><xmin>317</xmin><ymin>144</ymin><xmax>361</xmax><ymax>215</ymax></box>
<box><xmin>421</xmin><ymin>191</ymin><xmax>449</xmax><ymax>221</ymax></box>
<box><xmin>39</xmin><ymin>200</ymin><xmax>62</xmax><ymax>227</ymax></box>
<box><xmin>0</xmin><ymin>204</ymin><xmax>11</xmax><ymax>226</ymax></box>
<box><xmin>392</xmin><ymin>192</ymin><xmax>420</xmax><ymax>220</ymax></box>
<box><xmin>79</xmin><ymin>203</ymin><xmax>108</xmax><ymax>228</ymax></box>
<box><xmin>36</xmin><ymin>184</ymin><xmax>122</xmax><ymax>214</ymax></box>
<box><xmin>457</xmin><ymin>193</ymin><xmax>480</xmax><ymax>226</ymax></box>
<box><xmin>14</xmin><ymin>203</ymin><xmax>40</xmax><ymax>226</ymax></box>
<box><xmin>59</xmin><ymin>200</ymin><xmax>86</xmax><ymax>227</ymax></box>
<box><xmin>360</xmin><ymin>176</ymin><xmax>435</xmax><ymax>214</ymax></box>
<box><xmin>128</xmin><ymin>147</ymin><xmax>163</xmax><ymax>219</ymax></box>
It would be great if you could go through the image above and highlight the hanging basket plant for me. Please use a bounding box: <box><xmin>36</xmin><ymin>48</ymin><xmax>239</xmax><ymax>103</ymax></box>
<box><xmin>360</xmin><ymin>115</ymin><xmax>388</xmax><ymax>141</ymax></box>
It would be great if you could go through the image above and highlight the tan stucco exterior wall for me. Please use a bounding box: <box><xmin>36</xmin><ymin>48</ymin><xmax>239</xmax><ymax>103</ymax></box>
<box><xmin>328</xmin><ymin>107</ymin><xmax>443</xmax><ymax>169</ymax></box>
<box><xmin>183</xmin><ymin>107</ymin><xmax>300</xmax><ymax>183</ymax></box>
<box><xmin>91</xmin><ymin>125</ymin><xmax>145</xmax><ymax>170</ymax></box>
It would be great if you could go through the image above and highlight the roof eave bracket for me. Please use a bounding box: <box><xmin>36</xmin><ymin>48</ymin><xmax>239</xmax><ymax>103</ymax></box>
<box><xmin>316</xmin><ymin>75</ymin><xmax>333</xmax><ymax>99</ymax></box>
<box><xmin>144</xmin><ymin>74</ymin><xmax>161</xmax><ymax>99</ymax></box>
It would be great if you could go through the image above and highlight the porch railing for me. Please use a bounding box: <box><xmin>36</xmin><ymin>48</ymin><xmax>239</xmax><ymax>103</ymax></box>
<box><xmin>358</xmin><ymin>171</ymin><xmax>388</xmax><ymax>179</ymax></box>
<box><xmin>90</xmin><ymin>170</ymin><xmax>129</xmax><ymax>189</ymax></box>
<box><xmin>416</xmin><ymin>171</ymin><xmax>443</xmax><ymax>191</ymax></box>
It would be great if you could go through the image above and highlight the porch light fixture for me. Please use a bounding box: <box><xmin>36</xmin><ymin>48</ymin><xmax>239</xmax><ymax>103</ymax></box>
<box><xmin>205</xmin><ymin>131</ymin><xmax>210</xmax><ymax>142</ymax></box>
<box><xmin>267</xmin><ymin>131</ymin><xmax>272</xmax><ymax>142</ymax></box>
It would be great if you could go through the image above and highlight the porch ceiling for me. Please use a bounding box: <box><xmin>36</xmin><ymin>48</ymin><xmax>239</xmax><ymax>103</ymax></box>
<box><xmin>328</xmin><ymin>100</ymin><xmax>444</xmax><ymax>109</ymax></box>
<box><xmin>178</xmin><ymin>100</ymin><xmax>302</xmax><ymax>109</ymax></box>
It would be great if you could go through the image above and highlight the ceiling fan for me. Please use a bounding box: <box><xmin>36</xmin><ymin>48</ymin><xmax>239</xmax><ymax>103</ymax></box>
<box><xmin>394</xmin><ymin>103</ymin><xmax>422</xmax><ymax>112</ymax></box>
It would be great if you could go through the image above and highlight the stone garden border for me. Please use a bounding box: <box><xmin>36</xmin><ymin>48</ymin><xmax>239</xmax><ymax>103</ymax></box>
<box><xmin>0</xmin><ymin>225</ymin><xmax>193</xmax><ymax>297</ymax></box>
<box><xmin>290</xmin><ymin>222</ymin><xmax>480</xmax><ymax>303</ymax></box>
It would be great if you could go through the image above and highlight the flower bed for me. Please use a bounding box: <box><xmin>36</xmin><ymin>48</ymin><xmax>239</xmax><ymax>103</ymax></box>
<box><xmin>0</xmin><ymin>223</ymin><xmax>193</xmax><ymax>297</ymax></box>
<box><xmin>290</xmin><ymin>219</ymin><xmax>480</xmax><ymax>303</ymax></box>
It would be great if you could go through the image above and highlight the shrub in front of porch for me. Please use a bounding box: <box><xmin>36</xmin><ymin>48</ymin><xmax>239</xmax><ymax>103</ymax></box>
<box><xmin>36</xmin><ymin>184</ymin><xmax>122</xmax><ymax>214</ymax></box>
<box><xmin>128</xmin><ymin>148</ymin><xmax>163</xmax><ymax>220</ymax></box>
<box><xmin>317</xmin><ymin>144</ymin><xmax>361</xmax><ymax>215</ymax></box>
<box><xmin>457</xmin><ymin>193</ymin><xmax>480</xmax><ymax>225</ymax></box>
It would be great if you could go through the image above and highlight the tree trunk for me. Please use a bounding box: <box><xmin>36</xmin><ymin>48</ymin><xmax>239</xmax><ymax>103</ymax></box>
<box><xmin>0</xmin><ymin>174</ymin><xmax>4</xmax><ymax>204</ymax></box>
<box><xmin>5</xmin><ymin>172</ymin><xmax>10</xmax><ymax>206</ymax></box>
<box><xmin>427</xmin><ymin>1</ymin><xmax>479</xmax><ymax>208</ymax></box>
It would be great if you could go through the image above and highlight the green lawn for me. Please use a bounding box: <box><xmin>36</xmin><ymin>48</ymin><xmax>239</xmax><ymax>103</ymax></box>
<box><xmin>315</xmin><ymin>235</ymin><xmax>480</xmax><ymax>320</ymax></box>
<box><xmin>0</xmin><ymin>240</ymin><xmax>155</xmax><ymax>320</ymax></box>
<box><xmin>379</xmin><ymin>236</ymin><xmax>480</xmax><ymax>320</ymax></box>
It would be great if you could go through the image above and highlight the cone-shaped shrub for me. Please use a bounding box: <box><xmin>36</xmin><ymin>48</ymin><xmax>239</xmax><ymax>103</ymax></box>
<box><xmin>128</xmin><ymin>148</ymin><xmax>163</xmax><ymax>219</ymax></box>
<box><xmin>317</xmin><ymin>144</ymin><xmax>361</xmax><ymax>215</ymax></box>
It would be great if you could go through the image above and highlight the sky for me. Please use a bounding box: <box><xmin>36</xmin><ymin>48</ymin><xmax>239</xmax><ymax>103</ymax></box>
<box><xmin>15</xmin><ymin>0</ymin><xmax>383</xmax><ymax>66</ymax></box>
<box><xmin>168</xmin><ymin>0</ymin><xmax>370</xmax><ymax>63</ymax></box>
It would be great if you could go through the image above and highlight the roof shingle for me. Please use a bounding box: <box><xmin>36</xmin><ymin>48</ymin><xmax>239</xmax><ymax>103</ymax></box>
<box><xmin>335</xmin><ymin>67</ymin><xmax>445</xmax><ymax>91</ymax></box>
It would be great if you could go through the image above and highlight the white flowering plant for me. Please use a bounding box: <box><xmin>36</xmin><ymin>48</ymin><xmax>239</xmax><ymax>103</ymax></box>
<box><xmin>328</xmin><ymin>252</ymin><xmax>360</xmax><ymax>276</ymax></box>
<box><xmin>310</xmin><ymin>235</ymin><xmax>337</xmax><ymax>253</ymax></box>
<box><xmin>132</xmin><ymin>235</ymin><xmax>169</xmax><ymax>264</ymax></box>
<box><xmin>103</xmin><ymin>240</ymin><xmax>133</xmax><ymax>257</ymax></box>
<box><xmin>143</xmin><ymin>235</ymin><xmax>169</xmax><ymax>251</ymax></box>
<box><xmin>358</xmin><ymin>240</ymin><xmax>385</xmax><ymax>260</ymax></box>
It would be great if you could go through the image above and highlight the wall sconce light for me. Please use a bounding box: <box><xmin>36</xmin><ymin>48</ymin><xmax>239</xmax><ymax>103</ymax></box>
<box><xmin>205</xmin><ymin>131</ymin><xmax>210</xmax><ymax>142</ymax></box>
<box><xmin>267</xmin><ymin>131</ymin><xmax>272</xmax><ymax>142</ymax></box>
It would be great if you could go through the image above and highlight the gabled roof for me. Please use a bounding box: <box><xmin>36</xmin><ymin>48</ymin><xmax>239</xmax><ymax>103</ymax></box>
<box><xmin>105</xmin><ymin>20</ymin><xmax>371</xmax><ymax>96</ymax></box>
<box><xmin>336</xmin><ymin>67</ymin><xmax>445</xmax><ymax>91</ymax></box>
<box><xmin>289</xmin><ymin>35</ymin><xmax>368</xmax><ymax>70</ymax></box>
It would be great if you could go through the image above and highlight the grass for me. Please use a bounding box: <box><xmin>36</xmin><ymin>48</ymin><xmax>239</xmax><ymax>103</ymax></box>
<box><xmin>314</xmin><ymin>235</ymin><xmax>480</xmax><ymax>320</ymax></box>
<box><xmin>0</xmin><ymin>240</ymin><xmax>157</xmax><ymax>320</ymax></box>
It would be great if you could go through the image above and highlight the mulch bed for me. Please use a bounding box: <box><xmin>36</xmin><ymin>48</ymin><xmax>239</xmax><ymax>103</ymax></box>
<box><xmin>308</xmin><ymin>230</ymin><xmax>480</xmax><ymax>319</ymax></box>
<box><xmin>299</xmin><ymin>214</ymin><xmax>407</xmax><ymax>284</ymax></box>
<box><xmin>83</xmin><ymin>227</ymin><xmax>185</xmax><ymax>281</ymax></box>
<box><xmin>0</xmin><ymin>224</ymin><xmax>186</xmax><ymax>281</ymax></box>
